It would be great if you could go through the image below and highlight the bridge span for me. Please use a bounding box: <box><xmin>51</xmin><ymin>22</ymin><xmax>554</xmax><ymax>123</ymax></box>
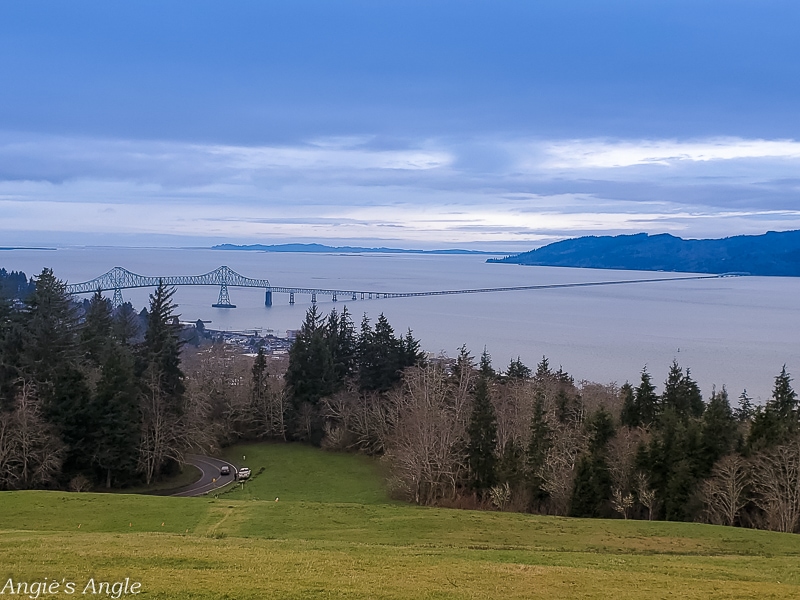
<box><xmin>64</xmin><ymin>265</ymin><xmax>732</xmax><ymax>309</ymax></box>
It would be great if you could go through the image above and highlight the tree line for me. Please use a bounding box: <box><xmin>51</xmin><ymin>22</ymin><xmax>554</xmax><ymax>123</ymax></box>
<box><xmin>2</xmin><ymin>269</ymin><xmax>799</xmax><ymax>535</ymax></box>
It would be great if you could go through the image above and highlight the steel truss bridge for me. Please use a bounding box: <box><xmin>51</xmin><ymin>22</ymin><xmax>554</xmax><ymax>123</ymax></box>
<box><xmin>64</xmin><ymin>265</ymin><xmax>729</xmax><ymax>309</ymax></box>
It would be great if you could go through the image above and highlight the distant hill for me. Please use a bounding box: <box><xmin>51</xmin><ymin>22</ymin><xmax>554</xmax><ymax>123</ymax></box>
<box><xmin>487</xmin><ymin>230</ymin><xmax>800</xmax><ymax>276</ymax></box>
<box><xmin>213</xmin><ymin>243</ymin><xmax>502</xmax><ymax>255</ymax></box>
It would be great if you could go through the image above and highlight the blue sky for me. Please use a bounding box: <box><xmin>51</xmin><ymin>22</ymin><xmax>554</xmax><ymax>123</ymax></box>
<box><xmin>2</xmin><ymin>1</ymin><xmax>800</xmax><ymax>249</ymax></box>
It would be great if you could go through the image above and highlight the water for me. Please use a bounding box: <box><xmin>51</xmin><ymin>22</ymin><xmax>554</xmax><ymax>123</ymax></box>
<box><xmin>3</xmin><ymin>246</ymin><xmax>798</xmax><ymax>402</ymax></box>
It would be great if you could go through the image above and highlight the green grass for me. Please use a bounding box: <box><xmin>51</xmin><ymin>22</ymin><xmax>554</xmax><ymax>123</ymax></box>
<box><xmin>220</xmin><ymin>442</ymin><xmax>392</xmax><ymax>504</ymax></box>
<box><xmin>2</xmin><ymin>444</ymin><xmax>800</xmax><ymax>599</ymax></box>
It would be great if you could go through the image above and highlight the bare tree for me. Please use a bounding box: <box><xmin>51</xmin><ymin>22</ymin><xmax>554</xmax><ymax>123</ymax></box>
<box><xmin>611</xmin><ymin>487</ymin><xmax>634</xmax><ymax>519</ymax></box>
<box><xmin>0</xmin><ymin>380</ymin><xmax>64</xmax><ymax>490</ymax></box>
<box><xmin>635</xmin><ymin>471</ymin><xmax>658</xmax><ymax>520</ymax></box>
<box><xmin>385</xmin><ymin>364</ymin><xmax>469</xmax><ymax>505</ymax></box>
<box><xmin>751</xmin><ymin>439</ymin><xmax>800</xmax><ymax>533</ymax></box>
<box><xmin>701</xmin><ymin>454</ymin><xmax>750</xmax><ymax>526</ymax></box>
<box><xmin>138</xmin><ymin>366</ymin><xmax>186</xmax><ymax>485</ymax></box>
<box><xmin>537</xmin><ymin>423</ymin><xmax>586</xmax><ymax>515</ymax></box>
<box><xmin>607</xmin><ymin>426</ymin><xmax>649</xmax><ymax>497</ymax></box>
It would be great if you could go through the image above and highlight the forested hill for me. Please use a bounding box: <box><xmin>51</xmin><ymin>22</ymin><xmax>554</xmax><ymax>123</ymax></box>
<box><xmin>488</xmin><ymin>230</ymin><xmax>800</xmax><ymax>276</ymax></box>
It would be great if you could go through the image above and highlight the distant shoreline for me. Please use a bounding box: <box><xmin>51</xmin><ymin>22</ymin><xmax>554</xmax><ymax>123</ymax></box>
<box><xmin>212</xmin><ymin>243</ymin><xmax>507</xmax><ymax>255</ymax></box>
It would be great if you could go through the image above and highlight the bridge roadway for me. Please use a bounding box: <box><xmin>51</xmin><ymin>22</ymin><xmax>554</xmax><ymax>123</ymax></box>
<box><xmin>65</xmin><ymin>265</ymin><xmax>731</xmax><ymax>307</ymax></box>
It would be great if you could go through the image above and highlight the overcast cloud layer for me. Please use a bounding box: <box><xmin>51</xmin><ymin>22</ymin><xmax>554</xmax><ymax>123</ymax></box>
<box><xmin>2</xmin><ymin>1</ymin><xmax>799</xmax><ymax>249</ymax></box>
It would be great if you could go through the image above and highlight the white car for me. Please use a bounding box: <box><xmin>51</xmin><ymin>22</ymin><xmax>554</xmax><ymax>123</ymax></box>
<box><xmin>237</xmin><ymin>467</ymin><xmax>251</xmax><ymax>480</ymax></box>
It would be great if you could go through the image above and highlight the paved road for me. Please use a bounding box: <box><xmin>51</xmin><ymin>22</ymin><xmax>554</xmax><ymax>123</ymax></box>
<box><xmin>170</xmin><ymin>454</ymin><xmax>238</xmax><ymax>497</ymax></box>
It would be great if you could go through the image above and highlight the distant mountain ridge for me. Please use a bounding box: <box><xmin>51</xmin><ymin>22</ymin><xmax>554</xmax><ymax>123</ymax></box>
<box><xmin>213</xmin><ymin>243</ymin><xmax>503</xmax><ymax>255</ymax></box>
<box><xmin>487</xmin><ymin>230</ymin><xmax>800</xmax><ymax>276</ymax></box>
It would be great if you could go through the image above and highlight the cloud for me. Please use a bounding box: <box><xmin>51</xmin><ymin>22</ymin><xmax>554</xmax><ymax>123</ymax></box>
<box><xmin>537</xmin><ymin>138</ymin><xmax>800</xmax><ymax>170</ymax></box>
<box><xmin>2</xmin><ymin>131</ymin><xmax>800</xmax><ymax>248</ymax></box>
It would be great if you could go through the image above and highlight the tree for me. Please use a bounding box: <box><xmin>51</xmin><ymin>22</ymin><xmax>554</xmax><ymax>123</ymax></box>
<box><xmin>635</xmin><ymin>368</ymin><xmax>659</xmax><ymax>427</ymax></box>
<box><xmin>750</xmin><ymin>438</ymin><xmax>800</xmax><ymax>533</ymax></box>
<box><xmin>504</xmin><ymin>357</ymin><xmax>532</xmax><ymax>381</ymax></box>
<box><xmin>386</xmin><ymin>364</ymin><xmax>469</xmax><ymax>505</ymax></box>
<box><xmin>81</xmin><ymin>291</ymin><xmax>114</xmax><ymax>365</ymax></box>
<box><xmin>467</xmin><ymin>364</ymin><xmax>498</xmax><ymax>491</ymax></box>
<box><xmin>137</xmin><ymin>281</ymin><xmax>186</xmax><ymax>484</ymax></box>
<box><xmin>92</xmin><ymin>345</ymin><xmax>140</xmax><ymax>487</ymax></box>
<box><xmin>251</xmin><ymin>346</ymin><xmax>285</xmax><ymax>439</ymax></box>
<box><xmin>285</xmin><ymin>305</ymin><xmax>335</xmax><ymax>442</ymax></box>
<box><xmin>20</xmin><ymin>269</ymin><xmax>80</xmax><ymax>404</ymax></box>
<box><xmin>0</xmin><ymin>380</ymin><xmax>64</xmax><ymax>490</ymax></box>
<box><xmin>701</xmin><ymin>454</ymin><xmax>750</xmax><ymax>527</ymax></box>
<box><xmin>749</xmin><ymin>367</ymin><xmax>799</xmax><ymax>451</ymax></box>
<box><xmin>526</xmin><ymin>394</ymin><xmax>551</xmax><ymax>505</ymax></box>
<box><xmin>700</xmin><ymin>386</ymin><xmax>737</xmax><ymax>474</ymax></box>
<box><xmin>619</xmin><ymin>382</ymin><xmax>638</xmax><ymax>428</ymax></box>
<box><xmin>569</xmin><ymin>409</ymin><xmax>614</xmax><ymax>518</ymax></box>
<box><xmin>734</xmin><ymin>390</ymin><xmax>754</xmax><ymax>422</ymax></box>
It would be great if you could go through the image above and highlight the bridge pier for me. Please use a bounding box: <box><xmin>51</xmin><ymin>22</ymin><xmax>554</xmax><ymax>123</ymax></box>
<box><xmin>212</xmin><ymin>283</ymin><xmax>237</xmax><ymax>308</ymax></box>
<box><xmin>112</xmin><ymin>287</ymin><xmax>124</xmax><ymax>309</ymax></box>
<box><xmin>311</xmin><ymin>292</ymin><xmax>317</xmax><ymax>304</ymax></box>
<box><xmin>289</xmin><ymin>292</ymin><xmax>295</xmax><ymax>305</ymax></box>
<box><xmin>332</xmin><ymin>292</ymin><xmax>337</xmax><ymax>302</ymax></box>
<box><xmin>352</xmin><ymin>292</ymin><xmax>357</xmax><ymax>301</ymax></box>
<box><xmin>264</xmin><ymin>289</ymin><xmax>273</xmax><ymax>307</ymax></box>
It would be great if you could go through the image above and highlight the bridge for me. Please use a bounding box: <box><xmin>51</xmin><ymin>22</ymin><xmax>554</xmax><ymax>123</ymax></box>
<box><xmin>64</xmin><ymin>265</ymin><xmax>731</xmax><ymax>309</ymax></box>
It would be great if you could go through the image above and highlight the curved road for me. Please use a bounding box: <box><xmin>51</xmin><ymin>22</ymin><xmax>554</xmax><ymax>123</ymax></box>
<box><xmin>170</xmin><ymin>454</ymin><xmax>238</xmax><ymax>497</ymax></box>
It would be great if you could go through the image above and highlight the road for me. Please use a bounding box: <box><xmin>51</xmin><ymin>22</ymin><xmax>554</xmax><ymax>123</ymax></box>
<box><xmin>170</xmin><ymin>454</ymin><xmax>239</xmax><ymax>497</ymax></box>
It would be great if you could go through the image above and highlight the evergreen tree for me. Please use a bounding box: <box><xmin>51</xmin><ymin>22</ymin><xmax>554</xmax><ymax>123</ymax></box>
<box><xmin>700</xmin><ymin>386</ymin><xmax>737</xmax><ymax>475</ymax></box>
<box><xmin>137</xmin><ymin>281</ymin><xmax>186</xmax><ymax>484</ymax></box>
<box><xmin>20</xmin><ymin>268</ymin><xmax>80</xmax><ymax>400</ymax></box>
<box><xmin>619</xmin><ymin>382</ymin><xmax>638</xmax><ymax>428</ymax></box>
<box><xmin>505</xmin><ymin>356</ymin><xmax>532</xmax><ymax>381</ymax></box>
<box><xmin>534</xmin><ymin>356</ymin><xmax>551</xmax><ymax>382</ymax></box>
<box><xmin>81</xmin><ymin>291</ymin><xmax>114</xmax><ymax>366</ymax></box>
<box><xmin>467</xmin><ymin>371</ymin><xmax>498</xmax><ymax>491</ymax></box>
<box><xmin>113</xmin><ymin>302</ymin><xmax>141</xmax><ymax>345</ymax></box>
<box><xmin>92</xmin><ymin>344</ymin><xmax>140</xmax><ymax>487</ymax></box>
<box><xmin>749</xmin><ymin>366</ymin><xmax>799</xmax><ymax>450</ymax></box>
<box><xmin>526</xmin><ymin>395</ymin><xmax>551</xmax><ymax>504</ymax></box>
<box><xmin>569</xmin><ymin>454</ymin><xmax>612</xmax><ymax>518</ymax></box>
<box><xmin>329</xmin><ymin>306</ymin><xmax>357</xmax><ymax>385</ymax></box>
<box><xmin>570</xmin><ymin>409</ymin><xmax>615</xmax><ymax>518</ymax></box>
<box><xmin>635</xmin><ymin>367</ymin><xmax>659</xmax><ymax>427</ymax></box>
<box><xmin>479</xmin><ymin>347</ymin><xmax>495</xmax><ymax>380</ymax></box>
<box><xmin>734</xmin><ymin>389</ymin><xmax>754</xmax><ymax>422</ymax></box>
<box><xmin>286</xmin><ymin>305</ymin><xmax>335</xmax><ymax>407</ymax></box>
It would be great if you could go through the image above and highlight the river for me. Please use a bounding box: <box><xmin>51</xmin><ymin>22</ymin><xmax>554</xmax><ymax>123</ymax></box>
<box><xmin>3</xmin><ymin>246</ymin><xmax>798</xmax><ymax>402</ymax></box>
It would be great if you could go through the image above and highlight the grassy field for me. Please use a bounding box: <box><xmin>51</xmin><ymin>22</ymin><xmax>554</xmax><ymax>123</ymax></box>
<box><xmin>2</xmin><ymin>445</ymin><xmax>800</xmax><ymax>599</ymax></box>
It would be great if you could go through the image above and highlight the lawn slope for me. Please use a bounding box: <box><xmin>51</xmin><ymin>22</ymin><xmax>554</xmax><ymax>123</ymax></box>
<box><xmin>2</xmin><ymin>444</ymin><xmax>799</xmax><ymax>599</ymax></box>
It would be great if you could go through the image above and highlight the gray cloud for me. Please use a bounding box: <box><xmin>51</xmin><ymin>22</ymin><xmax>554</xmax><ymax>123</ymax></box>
<box><xmin>1</xmin><ymin>131</ymin><xmax>799</xmax><ymax>248</ymax></box>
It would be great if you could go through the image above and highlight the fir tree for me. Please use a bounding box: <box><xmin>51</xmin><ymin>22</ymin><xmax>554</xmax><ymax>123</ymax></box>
<box><xmin>467</xmin><ymin>371</ymin><xmax>498</xmax><ymax>491</ymax></box>
<box><xmin>635</xmin><ymin>367</ymin><xmax>659</xmax><ymax>427</ymax></box>
<box><xmin>92</xmin><ymin>344</ymin><xmax>140</xmax><ymax>487</ymax></box>
<box><xmin>504</xmin><ymin>356</ymin><xmax>532</xmax><ymax>381</ymax></box>
<box><xmin>619</xmin><ymin>382</ymin><xmax>638</xmax><ymax>428</ymax></box>
<box><xmin>699</xmin><ymin>386</ymin><xmax>737</xmax><ymax>475</ymax></box>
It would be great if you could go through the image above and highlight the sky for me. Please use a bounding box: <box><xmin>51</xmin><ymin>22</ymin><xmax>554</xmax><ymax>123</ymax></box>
<box><xmin>1</xmin><ymin>1</ymin><xmax>800</xmax><ymax>250</ymax></box>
